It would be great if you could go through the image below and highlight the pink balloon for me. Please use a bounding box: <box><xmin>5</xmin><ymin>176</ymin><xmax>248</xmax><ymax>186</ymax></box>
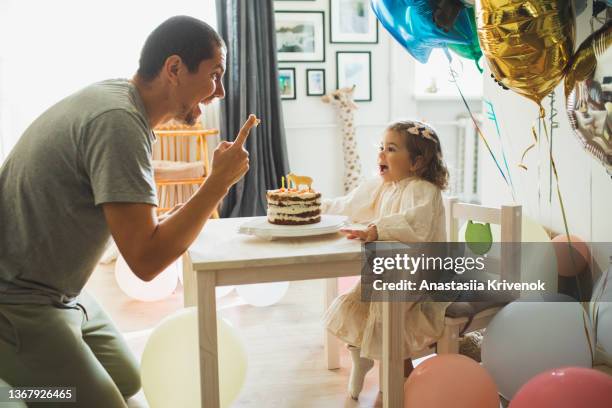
<box><xmin>509</xmin><ymin>367</ymin><xmax>612</xmax><ymax>408</ymax></box>
<box><xmin>338</xmin><ymin>276</ymin><xmax>359</xmax><ymax>294</ymax></box>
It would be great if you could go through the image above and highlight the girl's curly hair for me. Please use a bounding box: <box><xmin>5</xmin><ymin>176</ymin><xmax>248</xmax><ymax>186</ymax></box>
<box><xmin>387</xmin><ymin>120</ymin><xmax>449</xmax><ymax>190</ymax></box>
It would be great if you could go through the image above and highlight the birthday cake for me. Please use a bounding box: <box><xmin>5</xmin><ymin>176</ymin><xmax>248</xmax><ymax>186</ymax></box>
<box><xmin>267</xmin><ymin>174</ymin><xmax>321</xmax><ymax>225</ymax></box>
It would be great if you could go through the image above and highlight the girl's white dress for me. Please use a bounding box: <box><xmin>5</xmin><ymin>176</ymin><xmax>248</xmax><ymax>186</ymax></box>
<box><xmin>322</xmin><ymin>176</ymin><xmax>449</xmax><ymax>360</ymax></box>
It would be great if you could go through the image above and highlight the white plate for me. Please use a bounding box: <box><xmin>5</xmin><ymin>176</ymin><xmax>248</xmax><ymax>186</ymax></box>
<box><xmin>238</xmin><ymin>215</ymin><xmax>349</xmax><ymax>239</ymax></box>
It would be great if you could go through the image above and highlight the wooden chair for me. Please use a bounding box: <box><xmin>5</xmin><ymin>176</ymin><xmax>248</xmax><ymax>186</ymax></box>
<box><xmin>152</xmin><ymin>122</ymin><xmax>219</xmax><ymax>217</ymax></box>
<box><xmin>324</xmin><ymin>197</ymin><xmax>522</xmax><ymax>371</ymax></box>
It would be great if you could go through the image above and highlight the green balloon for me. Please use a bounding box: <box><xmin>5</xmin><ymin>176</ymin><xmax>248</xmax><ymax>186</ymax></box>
<box><xmin>448</xmin><ymin>7</ymin><xmax>483</xmax><ymax>72</ymax></box>
<box><xmin>465</xmin><ymin>220</ymin><xmax>493</xmax><ymax>255</ymax></box>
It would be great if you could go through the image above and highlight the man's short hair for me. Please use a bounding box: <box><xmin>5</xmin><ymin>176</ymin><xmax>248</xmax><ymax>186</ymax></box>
<box><xmin>137</xmin><ymin>16</ymin><xmax>225</xmax><ymax>81</ymax></box>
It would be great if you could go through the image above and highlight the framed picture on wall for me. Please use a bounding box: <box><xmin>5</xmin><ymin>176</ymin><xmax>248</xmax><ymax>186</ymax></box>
<box><xmin>329</xmin><ymin>0</ymin><xmax>378</xmax><ymax>43</ymax></box>
<box><xmin>336</xmin><ymin>51</ymin><xmax>371</xmax><ymax>101</ymax></box>
<box><xmin>306</xmin><ymin>69</ymin><xmax>326</xmax><ymax>96</ymax></box>
<box><xmin>279</xmin><ymin>68</ymin><xmax>297</xmax><ymax>100</ymax></box>
<box><xmin>275</xmin><ymin>11</ymin><xmax>325</xmax><ymax>62</ymax></box>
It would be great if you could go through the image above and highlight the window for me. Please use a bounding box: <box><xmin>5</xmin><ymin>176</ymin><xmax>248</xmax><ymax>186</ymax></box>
<box><xmin>413</xmin><ymin>49</ymin><xmax>483</xmax><ymax>100</ymax></box>
<box><xmin>0</xmin><ymin>0</ymin><xmax>216</xmax><ymax>160</ymax></box>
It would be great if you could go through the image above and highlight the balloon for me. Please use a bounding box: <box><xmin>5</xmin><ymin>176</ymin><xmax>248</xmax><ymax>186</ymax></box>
<box><xmin>476</xmin><ymin>0</ymin><xmax>575</xmax><ymax>105</ymax></box>
<box><xmin>371</xmin><ymin>0</ymin><xmax>475</xmax><ymax>63</ymax></box>
<box><xmin>236</xmin><ymin>282</ymin><xmax>289</xmax><ymax>307</ymax></box>
<box><xmin>215</xmin><ymin>286</ymin><xmax>235</xmax><ymax>299</ymax></box>
<box><xmin>404</xmin><ymin>354</ymin><xmax>500</xmax><ymax>408</ymax></box>
<box><xmin>509</xmin><ymin>367</ymin><xmax>612</xmax><ymax>408</ymax></box>
<box><xmin>482</xmin><ymin>301</ymin><xmax>593</xmax><ymax>399</ymax></box>
<box><xmin>464</xmin><ymin>220</ymin><xmax>493</xmax><ymax>255</ymax></box>
<box><xmin>551</xmin><ymin>235</ymin><xmax>590</xmax><ymax>277</ymax></box>
<box><xmin>114</xmin><ymin>255</ymin><xmax>178</xmax><ymax>302</ymax></box>
<box><xmin>564</xmin><ymin>21</ymin><xmax>611</xmax><ymax>175</ymax></box>
<box><xmin>431</xmin><ymin>0</ymin><xmax>464</xmax><ymax>32</ymax></box>
<box><xmin>141</xmin><ymin>308</ymin><xmax>247</xmax><ymax>408</ymax></box>
<box><xmin>447</xmin><ymin>6</ymin><xmax>483</xmax><ymax>71</ymax></box>
<box><xmin>591</xmin><ymin>260</ymin><xmax>612</xmax><ymax>364</ymax></box>
<box><xmin>573</xmin><ymin>0</ymin><xmax>587</xmax><ymax>16</ymax></box>
<box><xmin>593</xmin><ymin>1</ymin><xmax>609</xmax><ymax>16</ymax></box>
<box><xmin>0</xmin><ymin>378</ymin><xmax>27</xmax><ymax>408</ymax></box>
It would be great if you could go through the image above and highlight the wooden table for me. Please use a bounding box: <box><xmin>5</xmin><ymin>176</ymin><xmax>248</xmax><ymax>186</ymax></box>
<box><xmin>183</xmin><ymin>217</ymin><xmax>406</xmax><ymax>408</ymax></box>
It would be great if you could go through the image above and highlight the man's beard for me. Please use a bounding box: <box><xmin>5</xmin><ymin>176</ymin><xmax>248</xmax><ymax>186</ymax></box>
<box><xmin>182</xmin><ymin>110</ymin><xmax>198</xmax><ymax>126</ymax></box>
<box><xmin>178</xmin><ymin>104</ymin><xmax>200</xmax><ymax>126</ymax></box>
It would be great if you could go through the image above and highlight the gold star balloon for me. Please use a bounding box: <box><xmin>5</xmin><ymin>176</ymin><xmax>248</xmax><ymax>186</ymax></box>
<box><xmin>565</xmin><ymin>21</ymin><xmax>612</xmax><ymax>175</ymax></box>
<box><xmin>476</xmin><ymin>0</ymin><xmax>576</xmax><ymax>106</ymax></box>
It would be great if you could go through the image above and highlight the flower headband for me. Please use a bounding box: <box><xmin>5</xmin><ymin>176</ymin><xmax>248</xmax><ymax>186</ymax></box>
<box><xmin>405</xmin><ymin>122</ymin><xmax>438</xmax><ymax>144</ymax></box>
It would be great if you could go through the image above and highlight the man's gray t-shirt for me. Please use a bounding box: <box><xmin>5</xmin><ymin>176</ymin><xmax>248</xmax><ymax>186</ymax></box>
<box><xmin>0</xmin><ymin>79</ymin><xmax>158</xmax><ymax>306</ymax></box>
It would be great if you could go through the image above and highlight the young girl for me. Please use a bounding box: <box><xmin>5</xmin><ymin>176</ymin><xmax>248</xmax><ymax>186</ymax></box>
<box><xmin>321</xmin><ymin>120</ymin><xmax>450</xmax><ymax>400</ymax></box>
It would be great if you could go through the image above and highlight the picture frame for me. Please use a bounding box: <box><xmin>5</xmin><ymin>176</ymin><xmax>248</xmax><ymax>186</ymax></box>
<box><xmin>329</xmin><ymin>0</ymin><xmax>378</xmax><ymax>44</ymax></box>
<box><xmin>336</xmin><ymin>51</ymin><xmax>372</xmax><ymax>101</ymax></box>
<box><xmin>306</xmin><ymin>69</ymin><xmax>326</xmax><ymax>96</ymax></box>
<box><xmin>278</xmin><ymin>68</ymin><xmax>297</xmax><ymax>100</ymax></box>
<box><xmin>275</xmin><ymin>11</ymin><xmax>326</xmax><ymax>62</ymax></box>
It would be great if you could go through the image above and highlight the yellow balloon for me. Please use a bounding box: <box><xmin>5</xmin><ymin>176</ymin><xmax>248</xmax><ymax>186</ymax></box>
<box><xmin>141</xmin><ymin>308</ymin><xmax>247</xmax><ymax>408</ymax></box>
<box><xmin>459</xmin><ymin>216</ymin><xmax>557</xmax><ymax>295</ymax></box>
<box><xmin>476</xmin><ymin>0</ymin><xmax>575</xmax><ymax>105</ymax></box>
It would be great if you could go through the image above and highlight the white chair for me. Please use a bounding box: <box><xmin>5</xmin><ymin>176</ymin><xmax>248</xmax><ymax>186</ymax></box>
<box><xmin>323</xmin><ymin>197</ymin><xmax>522</xmax><ymax>368</ymax></box>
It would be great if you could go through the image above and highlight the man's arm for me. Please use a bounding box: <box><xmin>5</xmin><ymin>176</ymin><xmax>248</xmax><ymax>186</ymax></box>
<box><xmin>102</xmin><ymin>115</ymin><xmax>259</xmax><ymax>281</ymax></box>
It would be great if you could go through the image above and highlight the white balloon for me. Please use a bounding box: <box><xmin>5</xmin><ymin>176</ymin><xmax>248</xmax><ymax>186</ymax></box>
<box><xmin>236</xmin><ymin>282</ymin><xmax>289</xmax><ymax>307</ymax></box>
<box><xmin>215</xmin><ymin>286</ymin><xmax>234</xmax><ymax>299</ymax></box>
<box><xmin>141</xmin><ymin>308</ymin><xmax>247</xmax><ymax>408</ymax></box>
<box><xmin>114</xmin><ymin>255</ymin><xmax>178</xmax><ymax>302</ymax></box>
<box><xmin>482</xmin><ymin>300</ymin><xmax>593</xmax><ymax>400</ymax></box>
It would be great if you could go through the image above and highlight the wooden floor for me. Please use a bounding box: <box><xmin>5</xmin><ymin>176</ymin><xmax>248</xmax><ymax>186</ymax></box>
<box><xmin>86</xmin><ymin>262</ymin><xmax>611</xmax><ymax>408</ymax></box>
<box><xmin>86</xmin><ymin>262</ymin><xmax>385</xmax><ymax>407</ymax></box>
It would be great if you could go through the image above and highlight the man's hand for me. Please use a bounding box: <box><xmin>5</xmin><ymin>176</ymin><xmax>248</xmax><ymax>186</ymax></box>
<box><xmin>208</xmin><ymin>114</ymin><xmax>260</xmax><ymax>189</ymax></box>
<box><xmin>340</xmin><ymin>224</ymin><xmax>378</xmax><ymax>242</ymax></box>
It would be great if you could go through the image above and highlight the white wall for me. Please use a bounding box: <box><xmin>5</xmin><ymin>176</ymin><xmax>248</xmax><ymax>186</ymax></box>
<box><xmin>276</xmin><ymin>0</ymin><xmax>410</xmax><ymax>198</ymax></box>
<box><xmin>277</xmin><ymin>1</ymin><xmax>486</xmax><ymax>199</ymax></box>
<box><xmin>478</xmin><ymin>5</ymin><xmax>612</xmax><ymax>263</ymax></box>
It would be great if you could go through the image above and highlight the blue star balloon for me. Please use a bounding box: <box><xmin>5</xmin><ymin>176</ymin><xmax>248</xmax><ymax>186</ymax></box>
<box><xmin>371</xmin><ymin>0</ymin><xmax>475</xmax><ymax>63</ymax></box>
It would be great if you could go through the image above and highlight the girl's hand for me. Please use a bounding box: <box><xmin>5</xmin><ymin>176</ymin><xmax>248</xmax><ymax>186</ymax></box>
<box><xmin>340</xmin><ymin>224</ymin><xmax>378</xmax><ymax>242</ymax></box>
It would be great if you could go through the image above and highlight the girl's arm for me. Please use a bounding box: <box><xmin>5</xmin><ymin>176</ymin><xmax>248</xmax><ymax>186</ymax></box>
<box><xmin>321</xmin><ymin>178</ymin><xmax>381</xmax><ymax>217</ymax></box>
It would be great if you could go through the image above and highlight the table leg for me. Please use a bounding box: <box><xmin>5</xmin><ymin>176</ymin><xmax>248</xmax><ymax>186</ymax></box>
<box><xmin>324</xmin><ymin>278</ymin><xmax>340</xmax><ymax>370</ymax></box>
<box><xmin>382</xmin><ymin>301</ymin><xmax>404</xmax><ymax>408</ymax></box>
<box><xmin>183</xmin><ymin>252</ymin><xmax>197</xmax><ymax>307</ymax></box>
<box><xmin>197</xmin><ymin>270</ymin><xmax>220</xmax><ymax>408</ymax></box>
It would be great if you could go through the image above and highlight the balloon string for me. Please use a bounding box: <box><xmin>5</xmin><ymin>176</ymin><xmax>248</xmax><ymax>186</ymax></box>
<box><xmin>475</xmin><ymin>58</ymin><xmax>483</xmax><ymax>74</ymax></box>
<box><xmin>547</xmin><ymin>92</ymin><xmax>559</xmax><ymax>203</ymax></box>
<box><xmin>539</xmin><ymin>106</ymin><xmax>594</xmax><ymax>361</ymax></box>
<box><xmin>518</xmin><ymin>127</ymin><xmax>537</xmax><ymax>171</ymax></box>
<box><xmin>448</xmin><ymin>65</ymin><xmax>513</xmax><ymax>193</ymax></box>
<box><xmin>484</xmin><ymin>100</ymin><xmax>515</xmax><ymax>200</ymax></box>
<box><xmin>592</xmin><ymin>260</ymin><xmax>610</xmax><ymax>361</ymax></box>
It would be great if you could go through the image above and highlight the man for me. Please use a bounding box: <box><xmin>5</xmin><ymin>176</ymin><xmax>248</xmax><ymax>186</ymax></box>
<box><xmin>0</xmin><ymin>16</ymin><xmax>256</xmax><ymax>407</ymax></box>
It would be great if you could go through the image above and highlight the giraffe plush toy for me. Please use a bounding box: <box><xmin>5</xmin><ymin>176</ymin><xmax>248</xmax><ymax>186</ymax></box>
<box><xmin>322</xmin><ymin>85</ymin><xmax>362</xmax><ymax>193</ymax></box>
